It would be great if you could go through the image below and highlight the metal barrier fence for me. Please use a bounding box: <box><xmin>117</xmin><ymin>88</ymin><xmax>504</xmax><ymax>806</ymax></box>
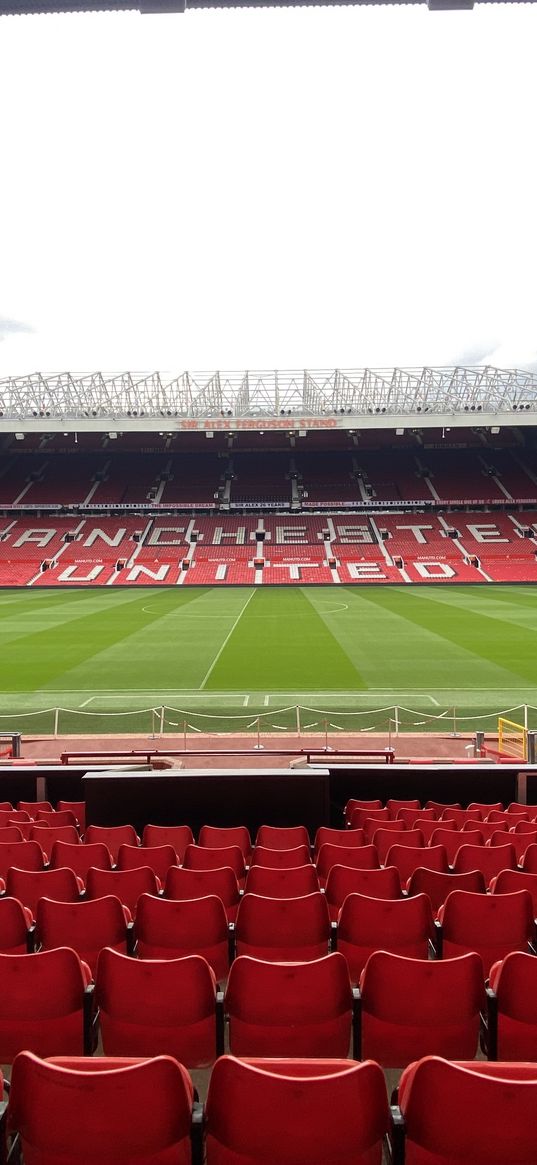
<box><xmin>1</xmin><ymin>704</ymin><xmax>537</xmax><ymax>740</ymax></box>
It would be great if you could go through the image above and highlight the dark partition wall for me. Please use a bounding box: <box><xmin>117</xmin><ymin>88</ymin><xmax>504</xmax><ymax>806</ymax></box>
<box><xmin>83</xmin><ymin>768</ymin><xmax>331</xmax><ymax>837</ymax></box>
<box><xmin>325</xmin><ymin>764</ymin><xmax>532</xmax><ymax>823</ymax></box>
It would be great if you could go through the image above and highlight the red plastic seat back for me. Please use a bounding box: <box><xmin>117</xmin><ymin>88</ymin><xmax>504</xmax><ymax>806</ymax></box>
<box><xmin>398</xmin><ymin>1056</ymin><xmax>537</xmax><ymax>1165</ymax></box>
<box><xmin>250</xmin><ymin>845</ymin><xmax>311</xmax><ymax>870</ymax></box>
<box><xmin>0</xmin><ymin>827</ymin><xmax>23</xmax><ymax>843</ymax></box>
<box><xmin>199</xmin><ymin>825</ymin><xmax>252</xmax><ymax>859</ymax></box>
<box><xmin>324</xmin><ymin>864</ymin><xmax>402</xmax><ymax>921</ymax></box>
<box><xmin>135</xmin><ymin>893</ymin><xmax>229</xmax><ymax>980</ymax></box>
<box><xmin>84</xmin><ymin>825</ymin><xmax>139</xmax><ymax>863</ymax></box>
<box><xmin>387</xmin><ymin>799</ymin><xmax>421</xmax><ymax>817</ymax></box>
<box><xmin>116</xmin><ymin>843</ymin><xmax>178</xmax><ymax>882</ymax></box>
<box><xmin>316</xmin><ymin>843</ymin><xmax>379</xmax><ymax>885</ymax></box>
<box><xmin>225</xmin><ymin>952</ymin><xmax>353</xmax><ymax>1058</ymax></box>
<box><xmin>491</xmin><ymin>868</ymin><xmax>537</xmax><ymax>916</ymax></box>
<box><xmin>5</xmin><ymin>867</ymin><xmax>81</xmax><ymax>918</ymax></box>
<box><xmin>489</xmin><ymin>951</ymin><xmax>537</xmax><ymax>1059</ymax></box>
<box><xmin>255</xmin><ymin>825</ymin><xmax>311</xmax><ymax>850</ymax></box>
<box><xmin>522</xmin><ymin>843</ymin><xmax>537</xmax><ymax>873</ymax></box>
<box><xmin>36</xmin><ymin>810</ymin><xmax>78</xmax><ymax>828</ymax></box>
<box><xmin>183</xmin><ymin>843</ymin><xmax>246</xmax><ymax>880</ymax></box>
<box><xmin>359</xmin><ymin>950</ymin><xmax>485</xmax><ymax>1067</ymax></box>
<box><xmin>95</xmin><ymin>947</ymin><xmax>217</xmax><ymax>1068</ymax></box>
<box><xmin>386</xmin><ymin>844</ymin><xmax>448</xmax><ymax>885</ymax></box>
<box><xmin>141</xmin><ymin>824</ymin><xmax>193</xmax><ymax>860</ymax></box>
<box><xmin>345</xmin><ymin>798</ymin><xmax>382</xmax><ymax>821</ymax></box>
<box><xmin>50</xmin><ymin>841</ymin><xmax>113</xmax><ymax>880</ymax></box>
<box><xmin>372</xmin><ymin>828</ymin><xmax>423</xmax><ymax>865</ymax></box>
<box><xmin>0</xmin><ymin>896</ymin><xmax>33</xmax><ymax>954</ymax></box>
<box><xmin>30</xmin><ymin>826</ymin><xmax>80</xmax><ymax>850</ymax></box>
<box><xmin>85</xmin><ymin>866</ymin><xmax>159</xmax><ymax>917</ymax></box>
<box><xmin>37</xmin><ymin>895</ymin><xmax>129</xmax><ymax>975</ymax></box>
<box><xmin>467</xmin><ymin>802</ymin><xmax>504</xmax><ymax>819</ymax></box>
<box><xmin>397</xmin><ymin>809</ymin><xmax>436</xmax><ymax>827</ymax></box>
<box><xmin>440</xmin><ymin>808</ymin><xmax>482</xmax><ymax>827</ymax></box>
<box><xmin>205</xmin><ymin>1055</ymin><xmax>390</xmax><ymax>1165</ymax></box>
<box><xmin>0</xmin><ymin>841</ymin><xmax>45</xmax><ymax>880</ymax></box>
<box><xmin>18</xmin><ymin>802</ymin><xmax>53</xmax><ymax>818</ymax></box>
<box><xmin>337</xmin><ymin>892</ymin><xmax>435</xmax><ymax>983</ymax></box>
<box><xmin>439</xmin><ymin>889</ymin><xmax>535</xmax><ymax>975</ymax></box>
<box><xmin>57</xmin><ymin>801</ymin><xmax>86</xmax><ymax>831</ymax></box>
<box><xmin>453</xmin><ymin>843</ymin><xmax>517</xmax><ymax>879</ymax></box>
<box><xmin>9</xmin><ymin>1051</ymin><xmax>194</xmax><ymax>1165</ymax></box>
<box><xmin>0</xmin><ymin>947</ymin><xmax>90</xmax><ymax>1061</ymax></box>
<box><xmin>406</xmin><ymin>868</ymin><xmax>486</xmax><ymax>913</ymax></box>
<box><xmin>349</xmin><ymin>806</ymin><xmax>390</xmax><ymax>830</ymax></box>
<box><xmin>430</xmin><ymin>828</ymin><xmax>483</xmax><ymax>866</ymax></box>
<box><xmin>235</xmin><ymin>892</ymin><xmax>330</xmax><ymax>962</ymax></box>
<box><xmin>314</xmin><ymin>827</ymin><xmax>365</xmax><ymax>854</ymax></box>
<box><xmin>164</xmin><ymin>865</ymin><xmax>241</xmax><ymax>921</ymax></box>
<box><xmin>245</xmin><ymin>864</ymin><xmax>319</xmax><ymax>899</ymax></box>
<box><xmin>364</xmin><ymin>818</ymin><xmax>406</xmax><ymax>845</ymax></box>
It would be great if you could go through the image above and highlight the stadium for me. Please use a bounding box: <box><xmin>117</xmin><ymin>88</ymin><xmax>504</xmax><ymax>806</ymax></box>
<box><xmin>3</xmin><ymin>0</ymin><xmax>537</xmax><ymax>1155</ymax></box>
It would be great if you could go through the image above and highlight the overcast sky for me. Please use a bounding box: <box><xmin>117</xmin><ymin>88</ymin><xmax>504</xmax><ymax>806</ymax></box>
<box><xmin>0</xmin><ymin>3</ymin><xmax>536</xmax><ymax>377</ymax></box>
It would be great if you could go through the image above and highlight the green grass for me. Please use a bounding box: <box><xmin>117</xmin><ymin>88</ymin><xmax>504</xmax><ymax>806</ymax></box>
<box><xmin>1</xmin><ymin>584</ymin><xmax>537</xmax><ymax>735</ymax></box>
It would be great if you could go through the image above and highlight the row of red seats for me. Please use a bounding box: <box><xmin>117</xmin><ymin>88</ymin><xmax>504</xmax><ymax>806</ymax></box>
<box><xmin>3</xmin><ymin>1048</ymin><xmax>537</xmax><ymax>1164</ymax></box>
<box><xmin>1</xmin><ymin>881</ymin><xmax>535</xmax><ymax>979</ymax></box>
<box><xmin>0</xmin><ymin>943</ymin><xmax>534</xmax><ymax>1071</ymax></box>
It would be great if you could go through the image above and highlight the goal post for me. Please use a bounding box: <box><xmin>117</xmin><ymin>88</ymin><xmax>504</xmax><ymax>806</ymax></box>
<box><xmin>498</xmin><ymin>717</ymin><xmax>527</xmax><ymax>762</ymax></box>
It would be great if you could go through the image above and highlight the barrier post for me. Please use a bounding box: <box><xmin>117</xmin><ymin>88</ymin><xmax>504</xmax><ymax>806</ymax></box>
<box><xmin>159</xmin><ymin>706</ymin><xmax>165</xmax><ymax>736</ymax></box>
<box><xmin>524</xmin><ymin>704</ymin><xmax>529</xmax><ymax>731</ymax></box>
<box><xmin>295</xmin><ymin>705</ymin><xmax>301</xmax><ymax>738</ymax></box>
<box><xmin>54</xmin><ymin>708</ymin><xmax>59</xmax><ymax>739</ymax></box>
<box><xmin>474</xmin><ymin>730</ymin><xmax>485</xmax><ymax>758</ymax></box>
<box><xmin>527</xmin><ymin>731</ymin><xmax>536</xmax><ymax>764</ymax></box>
<box><xmin>254</xmin><ymin>717</ymin><xmax>264</xmax><ymax>750</ymax></box>
<box><xmin>183</xmin><ymin>720</ymin><xmax>187</xmax><ymax>751</ymax></box>
<box><xmin>450</xmin><ymin>706</ymin><xmax>459</xmax><ymax>738</ymax></box>
<box><xmin>394</xmin><ymin>707</ymin><xmax>399</xmax><ymax>737</ymax></box>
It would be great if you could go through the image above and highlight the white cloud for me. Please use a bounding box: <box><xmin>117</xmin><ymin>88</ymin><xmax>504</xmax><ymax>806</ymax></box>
<box><xmin>0</xmin><ymin>4</ymin><xmax>536</xmax><ymax>376</ymax></box>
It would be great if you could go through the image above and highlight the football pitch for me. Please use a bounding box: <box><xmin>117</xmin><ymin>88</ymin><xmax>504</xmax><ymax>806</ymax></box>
<box><xmin>1</xmin><ymin>584</ymin><xmax>537</xmax><ymax>736</ymax></box>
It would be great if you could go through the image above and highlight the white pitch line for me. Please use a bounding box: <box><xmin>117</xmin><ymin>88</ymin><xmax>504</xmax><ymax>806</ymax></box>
<box><xmin>199</xmin><ymin>590</ymin><xmax>256</xmax><ymax>690</ymax></box>
<box><xmin>78</xmin><ymin>696</ymin><xmax>95</xmax><ymax>708</ymax></box>
<box><xmin>264</xmin><ymin>695</ymin><xmax>270</xmax><ymax>706</ymax></box>
<box><xmin>243</xmin><ymin>695</ymin><xmax>250</xmax><ymax>707</ymax></box>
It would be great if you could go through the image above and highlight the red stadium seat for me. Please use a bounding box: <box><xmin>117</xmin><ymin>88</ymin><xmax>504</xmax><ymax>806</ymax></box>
<box><xmin>164</xmin><ymin>864</ymin><xmax>241</xmax><ymax>922</ymax></box>
<box><xmin>385</xmin><ymin>844</ymin><xmax>448</xmax><ymax>885</ymax></box>
<box><xmin>387</xmin><ymin>799</ymin><xmax>421</xmax><ymax>817</ymax></box>
<box><xmin>135</xmin><ymin>892</ymin><xmax>230</xmax><ymax>979</ymax></box>
<box><xmin>395</xmin><ymin>1057</ymin><xmax>537</xmax><ymax>1165</ymax></box>
<box><xmin>205</xmin><ymin>1055</ymin><xmax>390</xmax><ymax>1165</ymax></box>
<box><xmin>249</xmin><ymin>844</ymin><xmax>311</xmax><ymax>870</ymax></box>
<box><xmin>255</xmin><ymin>825</ymin><xmax>310</xmax><ymax>850</ymax></box>
<box><xmin>406</xmin><ymin>867</ymin><xmax>487</xmax><ymax>912</ymax></box>
<box><xmin>5</xmin><ymin>867</ymin><xmax>82</xmax><ymax>917</ymax></box>
<box><xmin>397</xmin><ymin>808</ymin><xmax>436</xmax><ymax>827</ymax></box>
<box><xmin>313</xmin><ymin>826</ymin><xmax>365</xmax><ymax>853</ymax></box>
<box><xmin>316</xmin><ymin>843</ymin><xmax>379</xmax><ymax>886</ymax></box>
<box><xmin>430</xmin><ymin>828</ymin><xmax>484</xmax><ymax>866</ymax></box>
<box><xmin>336</xmin><ymin>892</ymin><xmax>435</xmax><ymax>983</ymax></box>
<box><xmin>0</xmin><ymin>840</ymin><xmax>45</xmax><ymax>880</ymax></box>
<box><xmin>462</xmin><ymin>820</ymin><xmax>508</xmax><ymax>842</ymax></box>
<box><xmin>116</xmin><ymin>842</ymin><xmax>178</xmax><ymax>882</ymax></box>
<box><xmin>31</xmin><ymin>825</ymin><xmax>80</xmax><ymax>850</ymax></box>
<box><xmin>199</xmin><ymin>824</ymin><xmax>252</xmax><ymax>859</ymax></box>
<box><xmin>85</xmin><ymin>866</ymin><xmax>160</xmax><ymax>917</ymax></box>
<box><xmin>440</xmin><ymin>808</ymin><xmax>482</xmax><ymax>827</ymax></box>
<box><xmin>36</xmin><ymin>895</ymin><xmax>132</xmax><ymax>974</ymax></box>
<box><xmin>364</xmin><ymin>817</ymin><xmax>406</xmax><ymax>845</ymax></box>
<box><xmin>235</xmin><ymin>892</ymin><xmax>330</xmax><ymax>963</ymax></box>
<box><xmin>0</xmin><ymin>948</ymin><xmax>93</xmax><ymax>1061</ymax></box>
<box><xmin>37</xmin><ymin>810</ymin><xmax>79</xmax><ymax>829</ymax></box>
<box><xmin>9</xmin><ymin>1052</ymin><xmax>195</xmax><ymax>1165</ymax></box>
<box><xmin>372</xmin><ymin>827</ymin><xmax>423</xmax><ymax>865</ymax></box>
<box><xmin>141</xmin><ymin>823</ymin><xmax>193</xmax><ymax>860</ymax></box>
<box><xmin>487</xmin><ymin>951</ymin><xmax>537</xmax><ymax>1060</ymax></box>
<box><xmin>490</xmin><ymin>868</ymin><xmax>537</xmax><ymax>916</ymax></box>
<box><xmin>96</xmin><ymin>947</ymin><xmax>220</xmax><ymax>1066</ymax></box>
<box><xmin>467</xmin><ymin>802</ymin><xmax>504</xmax><ymax>819</ymax></box>
<box><xmin>417</xmin><ymin>819</ymin><xmax>457</xmax><ymax>845</ymax></box>
<box><xmin>0</xmin><ymin>826</ymin><xmax>23</xmax><ymax>843</ymax></box>
<box><xmin>225</xmin><ymin>952</ymin><xmax>354</xmax><ymax>1057</ymax></box>
<box><xmin>425</xmin><ymin>801</ymin><xmax>462</xmax><ymax>817</ymax></box>
<box><xmin>358</xmin><ymin>950</ymin><xmax>485</xmax><ymax>1066</ymax></box>
<box><xmin>437</xmin><ymin>889</ymin><xmax>535</xmax><ymax>974</ymax></box>
<box><xmin>452</xmin><ymin>843</ymin><xmax>518</xmax><ymax>880</ymax></box>
<box><xmin>348</xmin><ymin>806</ymin><xmax>390</xmax><ymax>831</ymax></box>
<box><xmin>50</xmin><ymin>841</ymin><xmax>113</xmax><ymax>881</ymax></box>
<box><xmin>324</xmin><ymin>864</ymin><xmax>402</xmax><ymax>921</ymax></box>
<box><xmin>0</xmin><ymin>896</ymin><xmax>35</xmax><ymax>953</ymax></box>
<box><xmin>84</xmin><ymin>825</ymin><xmax>139</xmax><ymax>863</ymax></box>
<box><xmin>57</xmin><ymin>801</ymin><xmax>86</xmax><ymax>831</ymax></box>
<box><xmin>344</xmin><ymin>798</ymin><xmax>382</xmax><ymax>822</ymax></box>
<box><xmin>183</xmin><ymin>843</ymin><xmax>246</xmax><ymax>882</ymax></box>
<box><xmin>244</xmin><ymin>863</ymin><xmax>319</xmax><ymax>899</ymax></box>
<box><xmin>18</xmin><ymin>801</ymin><xmax>53</xmax><ymax>818</ymax></box>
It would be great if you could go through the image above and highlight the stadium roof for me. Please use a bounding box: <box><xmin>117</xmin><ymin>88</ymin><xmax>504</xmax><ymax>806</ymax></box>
<box><xmin>0</xmin><ymin>0</ymin><xmax>533</xmax><ymax>12</ymax></box>
<box><xmin>1</xmin><ymin>366</ymin><xmax>536</xmax><ymax>434</ymax></box>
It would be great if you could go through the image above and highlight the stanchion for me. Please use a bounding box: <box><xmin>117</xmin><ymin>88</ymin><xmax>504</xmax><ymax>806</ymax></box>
<box><xmin>254</xmin><ymin>717</ymin><xmax>264</xmax><ymax>750</ymax></box>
